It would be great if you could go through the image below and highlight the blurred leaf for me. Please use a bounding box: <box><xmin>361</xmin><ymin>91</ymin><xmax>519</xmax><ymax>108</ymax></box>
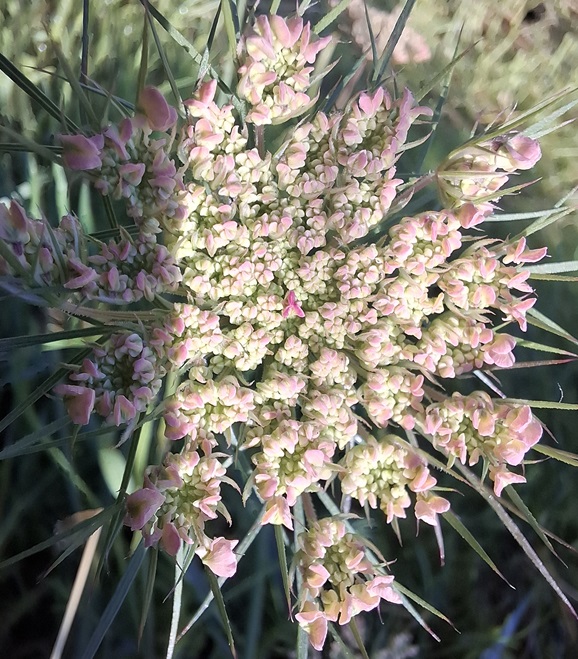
<box><xmin>221</xmin><ymin>0</ymin><xmax>240</xmax><ymax>60</ymax></box>
<box><xmin>143</xmin><ymin>1</ymin><xmax>182</xmax><ymax>112</ymax></box>
<box><xmin>139</xmin><ymin>546</ymin><xmax>158</xmax><ymax>644</ymax></box>
<box><xmin>372</xmin><ymin>0</ymin><xmax>416</xmax><ymax>87</ymax></box>
<box><xmin>80</xmin><ymin>541</ymin><xmax>146</xmax><ymax>659</ymax></box>
<box><xmin>0</xmin><ymin>505</ymin><xmax>117</xmax><ymax>570</ymax></box>
<box><xmin>0</xmin><ymin>327</ymin><xmax>111</xmax><ymax>351</ymax></box>
<box><xmin>0</xmin><ymin>347</ymin><xmax>91</xmax><ymax>435</ymax></box>
<box><xmin>0</xmin><ymin>53</ymin><xmax>79</xmax><ymax>132</ymax></box>
<box><xmin>98</xmin><ymin>447</ymin><xmax>138</xmax><ymax>498</ymax></box>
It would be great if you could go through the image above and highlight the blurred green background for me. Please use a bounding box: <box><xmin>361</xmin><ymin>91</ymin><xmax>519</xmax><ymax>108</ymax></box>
<box><xmin>1</xmin><ymin>1</ymin><xmax>577</xmax><ymax>657</ymax></box>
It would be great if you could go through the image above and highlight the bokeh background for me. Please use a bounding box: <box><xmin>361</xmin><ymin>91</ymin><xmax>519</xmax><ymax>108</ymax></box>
<box><xmin>1</xmin><ymin>1</ymin><xmax>577</xmax><ymax>657</ymax></box>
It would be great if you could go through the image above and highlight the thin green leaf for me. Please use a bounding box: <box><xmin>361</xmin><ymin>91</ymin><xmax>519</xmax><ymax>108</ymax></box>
<box><xmin>314</xmin><ymin>0</ymin><xmax>351</xmax><ymax>35</ymax></box>
<box><xmin>393</xmin><ymin>585</ymin><xmax>444</xmax><ymax>640</ymax></box>
<box><xmin>515</xmin><ymin>338</ymin><xmax>577</xmax><ymax>358</ymax></box>
<box><xmin>485</xmin><ymin>208</ymin><xmax>567</xmax><ymax>222</ymax></box>
<box><xmin>527</xmin><ymin>307</ymin><xmax>578</xmax><ymax>346</ymax></box>
<box><xmin>457</xmin><ymin>88</ymin><xmax>577</xmax><ymax>152</ymax></box>
<box><xmin>529</xmin><ymin>273</ymin><xmax>578</xmax><ymax>282</ymax></box>
<box><xmin>296</xmin><ymin>625</ymin><xmax>310</xmax><ymax>659</ymax></box>
<box><xmin>0</xmin><ymin>326</ymin><xmax>111</xmax><ymax>352</ymax></box>
<box><xmin>102</xmin><ymin>195</ymin><xmax>119</xmax><ymax>230</ymax></box>
<box><xmin>456</xmin><ymin>463</ymin><xmax>577</xmax><ymax>619</ymax></box>
<box><xmin>533</xmin><ymin>444</ymin><xmax>578</xmax><ymax>467</ymax></box>
<box><xmin>443</xmin><ymin>511</ymin><xmax>512</xmax><ymax>585</ymax></box>
<box><xmin>415</xmin><ymin>36</ymin><xmax>476</xmax><ymax>103</ymax></box>
<box><xmin>98</xmin><ymin>425</ymin><xmax>143</xmax><ymax>574</ymax></box>
<box><xmin>206</xmin><ymin>568</ymin><xmax>236</xmax><ymax>658</ymax></box>
<box><xmin>137</xmin><ymin>11</ymin><xmax>149</xmax><ymax>100</ymax></box>
<box><xmin>271</xmin><ymin>0</ymin><xmax>282</xmax><ymax>15</ymax></box>
<box><xmin>139</xmin><ymin>547</ymin><xmax>158</xmax><ymax>644</ymax></box>
<box><xmin>525</xmin><ymin>260</ymin><xmax>578</xmax><ymax>274</ymax></box>
<box><xmin>505</xmin><ymin>487</ymin><xmax>557</xmax><ymax>557</ymax></box>
<box><xmin>349</xmin><ymin>617</ymin><xmax>370</xmax><ymax>659</ymax></box>
<box><xmin>53</xmin><ymin>42</ymin><xmax>99</xmax><ymax>129</ymax></box>
<box><xmin>140</xmin><ymin>0</ymin><xmax>242</xmax><ymax>110</ymax></box>
<box><xmin>502</xmin><ymin>398</ymin><xmax>578</xmax><ymax>411</ymax></box>
<box><xmin>514</xmin><ymin>208</ymin><xmax>573</xmax><ymax>240</ymax></box>
<box><xmin>327</xmin><ymin>624</ymin><xmax>356</xmax><ymax>658</ymax></box>
<box><xmin>523</xmin><ymin>97</ymin><xmax>578</xmax><ymax>140</ymax></box>
<box><xmin>177</xmin><ymin>507</ymin><xmax>266</xmax><ymax>643</ymax></box>
<box><xmin>274</xmin><ymin>525</ymin><xmax>291</xmax><ymax>613</ymax></box>
<box><xmin>80</xmin><ymin>542</ymin><xmax>147</xmax><ymax>659</ymax></box>
<box><xmin>167</xmin><ymin>545</ymin><xmax>185</xmax><ymax>659</ymax></box>
<box><xmin>0</xmin><ymin>124</ymin><xmax>60</xmax><ymax>163</ymax></box>
<box><xmin>372</xmin><ymin>0</ymin><xmax>416</xmax><ymax>86</ymax></box>
<box><xmin>221</xmin><ymin>0</ymin><xmax>240</xmax><ymax>60</ymax></box>
<box><xmin>143</xmin><ymin>1</ymin><xmax>183</xmax><ymax>112</ymax></box>
<box><xmin>198</xmin><ymin>4</ymin><xmax>222</xmax><ymax>86</ymax></box>
<box><xmin>0</xmin><ymin>423</ymin><xmax>115</xmax><ymax>461</ymax></box>
<box><xmin>363</xmin><ymin>0</ymin><xmax>379</xmax><ymax>79</ymax></box>
<box><xmin>0</xmin><ymin>53</ymin><xmax>79</xmax><ymax>132</ymax></box>
<box><xmin>0</xmin><ymin>347</ymin><xmax>91</xmax><ymax>435</ymax></box>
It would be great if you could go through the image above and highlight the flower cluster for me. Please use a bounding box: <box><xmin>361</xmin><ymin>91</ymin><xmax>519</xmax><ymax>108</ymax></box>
<box><xmin>294</xmin><ymin>517</ymin><xmax>402</xmax><ymax>650</ymax></box>
<box><xmin>55</xmin><ymin>332</ymin><xmax>165</xmax><ymax>426</ymax></box>
<box><xmin>0</xmin><ymin>12</ymin><xmax>552</xmax><ymax>650</ymax></box>
<box><xmin>124</xmin><ymin>431</ymin><xmax>238</xmax><ymax>575</ymax></box>
<box><xmin>422</xmin><ymin>392</ymin><xmax>543</xmax><ymax>495</ymax></box>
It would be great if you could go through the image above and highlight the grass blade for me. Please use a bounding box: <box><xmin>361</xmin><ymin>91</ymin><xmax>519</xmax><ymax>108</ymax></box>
<box><xmin>80</xmin><ymin>542</ymin><xmax>147</xmax><ymax>659</ymax></box>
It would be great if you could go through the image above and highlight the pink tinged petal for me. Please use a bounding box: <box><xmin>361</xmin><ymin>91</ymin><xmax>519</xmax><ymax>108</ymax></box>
<box><xmin>490</xmin><ymin>466</ymin><xmax>527</xmax><ymax>497</ymax></box>
<box><xmin>124</xmin><ymin>487</ymin><xmax>165</xmax><ymax>530</ymax></box>
<box><xmin>366</xmin><ymin>575</ymin><xmax>403</xmax><ymax>604</ymax></box>
<box><xmin>161</xmin><ymin>522</ymin><xmax>182</xmax><ymax>556</ymax></box>
<box><xmin>414</xmin><ymin>495</ymin><xmax>451</xmax><ymax>525</ymax></box>
<box><xmin>119</xmin><ymin>162</ymin><xmax>146</xmax><ymax>186</ymax></box>
<box><xmin>54</xmin><ymin>384</ymin><xmax>95</xmax><ymax>425</ymax></box>
<box><xmin>198</xmin><ymin>537</ymin><xmax>239</xmax><ymax>577</ymax></box>
<box><xmin>503</xmin><ymin>134</ymin><xmax>541</xmax><ymax>170</ymax></box>
<box><xmin>295</xmin><ymin>603</ymin><xmax>328</xmax><ymax>651</ymax></box>
<box><xmin>137</xmin><ymin>86</ymin><xmax>178</xmax><ymax>131</ymax></box>
<box><xmin>59</xmin><ymin>134</ymin><xmax>104</xmax><ymax>170</ymax></box>
<box><xmin>282</xmin><ymin>290</ymin><xmax>305</xmax><ymax>318</ymax></box>
<box><xmin>144</xmin><ymin>526</ymin><xmax>163</xmax><ymax>549</ymax></box>
<box><xmin>305</xmin><ymin>563</ymin><xmax>330</xmax><ymax>589</ymax></box>
<box><xmin>103</xmin><ymin>125</ymin><xmax>130</xmax><ymax>160</ymax></box>
<box><xmin>112</xmin><ymin>394</ymin><xmax>137</xmax><ymax>426</ymax></box>
<box><xmin>65</xmin><ymin>258</ymin><xmax>98</xmax><ymax>289</ymax></box>
<box><xmin>262</xmin><ymin>496</ymin><xmax>293</xmax><ymax>529</ymax></box>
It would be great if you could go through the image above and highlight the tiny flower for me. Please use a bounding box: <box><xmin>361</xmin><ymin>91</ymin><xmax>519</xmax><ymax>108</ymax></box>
<box><xmin>197</xmin><ymin>537</ymin><xmax>239</xmax><ymax>577</ymax></box>
<box><xmin>124</xmin><ymin>487</ymin><xmax>165</xmax><ymax>531</ymax></box>
<box><xmin>137</xmin><ymin>86</ymin><xmax>178</xmax><ymax>132</ymax></box>
<box><xmin>59</xmin><ymin>133</ymin><xmax>104</xmax><ymax>170</ymax></box>
<box><xmin>54</xmin><ymin>384</ymin><xmax>96</xmax><ymax>425</ymax></box>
